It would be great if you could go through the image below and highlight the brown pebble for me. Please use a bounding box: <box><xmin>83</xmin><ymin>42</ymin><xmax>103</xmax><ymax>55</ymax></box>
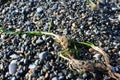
<box><xmin>45</xmin><ymin>73</ymin><xmax>49</xmax><ymax>78</ymax></box>
<box><xmin>29</xmin><ymin>69</ymin><xmax>33</xmax><ymax>74</ymax></box>
<box><xmin>32</xmin><ymin>77</ymin><xmax>36</xmax><ymax>80</ymax></box>
<box><xmin>89</xmin><ymin>48</ymin><xmax>95</xmax><ymax>52</ymax></box>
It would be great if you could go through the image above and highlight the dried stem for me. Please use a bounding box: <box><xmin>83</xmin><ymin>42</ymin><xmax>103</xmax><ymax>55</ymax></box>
<box><xmin>91</xmin><ymin>45</ymin><xmax>120</xmax><ymax>80</ymax></box>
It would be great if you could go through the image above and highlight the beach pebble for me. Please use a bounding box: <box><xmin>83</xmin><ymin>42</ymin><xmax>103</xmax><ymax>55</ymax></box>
<box><xmin>9</xmin><ymin>60</ymin><xmax>17</xmax><ymax>75</ymax></box>
<box><xmin>38</xmin><ymin>52</ymin><xmax>48</xmax><ymax>60</ymax></box>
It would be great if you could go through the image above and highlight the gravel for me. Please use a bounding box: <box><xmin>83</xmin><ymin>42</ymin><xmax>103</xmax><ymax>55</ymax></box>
<box><xmin>0</xmin><ymin>0</ymin><xmax>120</xmax><ymax>80</ymax></box>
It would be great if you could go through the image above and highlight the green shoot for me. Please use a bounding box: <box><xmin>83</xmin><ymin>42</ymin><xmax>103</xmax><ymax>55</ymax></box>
<box><xmin>78</xmin><ymin>41</ymin><xmax>94</xmax><ymax>47</ymax></box>
<box><xmin>0</xmin><ymin>26</ymin><xmax>68</xmax><ymax>49</ymax></box>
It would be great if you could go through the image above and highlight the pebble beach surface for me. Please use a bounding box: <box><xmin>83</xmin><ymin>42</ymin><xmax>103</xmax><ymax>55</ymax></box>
<box><xmin>0</xmin><ymin>0</ymin><xmax>120</xmax><ymax>80</ymax></box>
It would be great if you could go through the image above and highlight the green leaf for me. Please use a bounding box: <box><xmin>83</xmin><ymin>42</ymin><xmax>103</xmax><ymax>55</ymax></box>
<box><xmin>78</xmin><ymin>41</ymin><xmax>94</xmax><ymax>47</ymax></box>
<box><xmin>61</xmin><ymin>49</ymin><xmax>70</xmax><ymax>55</ymax></box>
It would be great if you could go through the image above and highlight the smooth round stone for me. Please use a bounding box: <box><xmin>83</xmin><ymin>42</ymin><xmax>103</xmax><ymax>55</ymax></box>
<box><xmin>11</xmin><ymin>76</ymin><xmax>16</xmax><ymax>80</ymax></box>
<box><xmin>34</xmin><ymin>60</ymin><xmax>39</xmax><ymax>65</ymax></box>
<box><xmin>118</xmin><ymin>15</ymin><xmax>120</xmax><ymax>21</ymax></box>
<box><xmin>43</xmin><ymin>25</ymin><xmax>49</xmax><ymax>31</ymax></box>
<box><xmin>10</xmin><ymin>54</ymin><xmax>19</xmax><ymax>59</ymax></box>
<box><xmin>58</xmin><ymin>76</ymin><xmax>65</xmax><ymax>80</ymax></box>
<box><xmin>26</xmin><ymin>21</ymin><xmax>31</xmax><ymax>26</ymax></box>
<box><xmin>93</xmin><ymin>54</ymin><xmax>101</xmax><ymax>61</ymax></box>
<box><xmin>63</xmin><ymin>29</ymin><xmax>68</xmax><ymax>35</ymax></box>
<box><xmin>8</xmin><ymin>25</ymin><xmax>12</xmax><ymax>29</ymax></box>
<box><xmin>51</xmin><ymin>76</ymin><xmax>58</xmax><ymax>80</ymax></box>
<box><xmin>22</xmin><ymin>34</ymin><xmax>27</xmax><ymax>39</ymax></box>
<box><xmin>38</xmin><ymin>52</ymin><xmax>47</xmax><ymax>60</ymax></box>
<box><xmin>42</xmin><ymin>35</ymin><xmax>47</xmax><ymax>40</ymax></box>
<box><xmin>9</xmin><ymin>60</ymin><xmax>17</xmax><ymax>74</ymax></box>
<box><xmin>118</xmin><ymin>51</ymin><xmax>120</xmax><ymax>56</ymax></box>
<box><xmin>0</xmin><ymin>34</ymin><xmax>5</xmax><ymax>39</ymax></box>
<box><xmin>29</xmin><ymin>64</ymin><xmax>36</xmax><ymax>69</ymax></box>
<box><xmin>82</xmin><ymin>73</ymin><xmax>87</xmax><ymax>79</ymax></box>
<box><xmin>36</xmin><ymin>7</ymin><xmax>43</xmax><ymax>14</ymax></box>
<box><xmin>0</xmin><ymin>63</ymin><xmax>4</xmax><ymax>70</ymax></box>
<box><xmin>67</xmin><ymin>73</ymin><xmax>73</xmax><ymax>79</ymax></box>
<box><xmin>35</xmin><ymin>38</ymin><xmax>44</xmax><ymax>45</ymax></box>
<box><xmin>99</xmin><ymin>0</ymin><xmax>106</xmax><ymax>4</ymax></box>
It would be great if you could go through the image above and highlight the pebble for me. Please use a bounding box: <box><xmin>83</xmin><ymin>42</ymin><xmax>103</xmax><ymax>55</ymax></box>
<box><xmin>29</xmin><ymin>64</ymin><xmax>36</xmax><ymax>69</ymax></box>
<box><xmin>11</xmin><ymin>76</ymin><xmax>16</xmax><ymax>80</ymax></box>
<box><xmin>35</xmin><ymin>38</ymin><xmax>44</xmax><ymax>45</ymax></box>
<box><xmin>118</xmin><ymin>15</ymin><xmax>120</xmax><ymax>21</ymax></box>
<box><xmin>9</xmin><ymin>60</ymin><xmax>17</xmax><ymax>75</ymax></box>
<box><xmin>110</xmin><ymin>65</ymin><xmax>119</xmax><ymax>72</ymax></box>
<box><xmin>0</xmin><ymin>34</ymin><xmax>6</xmax><ymax>40</ymax></box>
<box><xmin>51</xmin><ymin>76</ymin><xmax>58</xmax><ymax>80</ymax></box>
<box><xmin>99</xmin><ymin>0</ymin><xmax>106</xmax><ymax>4</ymax></box>
<box><xmin>43</xmin><ymin>25</ymin><xmax>49</xmax><ymax>31</ymax></box>
<box><xmin>21</xmin><ymin>34</ymin><xmax>27</xmax><ymax>39</ymax></box>
<box><xmin>38</xmin><ymin>51</ymin><xmax>48</xmax><ymax>61</ymax></box>
<box><xmin>82</xmin><ymin>73</ymin><xmax>87</xmax><ymax>79</ymax></box>
<box><xmin>93</xmin><ymin>53</ymin><xmax>101</xmax><ymax>61</ymax></box>
<box><xmin>10</xmin><ymin>54</ymin><xmax>19</xmax><ymax>59</ymax></box>
<box><xmin>26</xmin><ymin>21</ymin><xmax>31</xmax><ymax>26</ymax></box>
<box><xmin>0</xmin><ymin>63</ymin><xmax>4</xmax><ymax>70</ymax></box>
<box><xmin>36</xmin><ymin>7</ymin><xmax>43</xmax><ymax>14</ymax></box>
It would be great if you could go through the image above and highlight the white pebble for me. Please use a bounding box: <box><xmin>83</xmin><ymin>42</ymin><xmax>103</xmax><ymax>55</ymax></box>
<box><xmin>29</xmin><ymin>64</ymin><xmax>36</xmax><ymax>69</ymax></box>
<box><xmin>93</xmin><ymin>53</ymin><xmax>101</xmax><ymax>60</ymax></box>
<box><xmin>9</xmin><ymin>60</ymin><xmax>17</xmax><ymax>74</ymax></box>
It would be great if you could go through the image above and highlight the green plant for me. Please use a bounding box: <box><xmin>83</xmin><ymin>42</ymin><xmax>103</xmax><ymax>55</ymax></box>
<box><xmin>0</xmin><ymin>25</ymin><xmax>120</xmax><ymax>79</ymax></box>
